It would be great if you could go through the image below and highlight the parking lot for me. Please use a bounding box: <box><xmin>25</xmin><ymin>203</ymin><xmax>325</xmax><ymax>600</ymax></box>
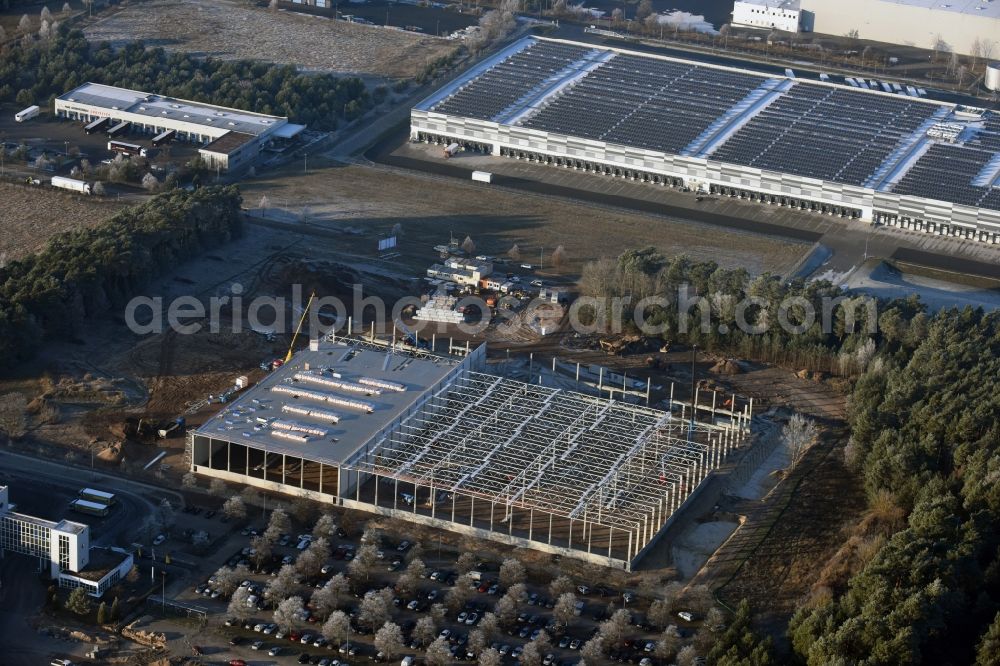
<box><xmin>159</xmin><ymin>505</ymin><xmax>706</xmax><ymax>666</ymax></box>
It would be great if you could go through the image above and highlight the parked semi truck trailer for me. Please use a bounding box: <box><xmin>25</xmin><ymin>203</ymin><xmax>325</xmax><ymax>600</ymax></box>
<box><xmin>50</xmin><ymin>176</ymin><xmax>93</xmax><ymax>195</ymax></box>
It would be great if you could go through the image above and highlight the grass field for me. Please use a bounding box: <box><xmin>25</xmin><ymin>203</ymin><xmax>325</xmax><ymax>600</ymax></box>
<box><xmin>0</xmin><ymin>181</ymin><xmax>123</xmax><ymax>260</ymax></box>
<box><xmin>83</xmin><ymin>0</ymin><xmax>458</xmax><ymax>80</ymax></box>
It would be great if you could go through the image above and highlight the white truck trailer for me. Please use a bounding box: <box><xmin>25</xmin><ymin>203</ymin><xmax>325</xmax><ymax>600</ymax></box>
<box><xmin>15</xmin><ymin>105</ymin><xmax>40</xmax><ymax>122</ymax></box>
<box><xmin>51</xmin><ymin>176</ymin><xmax>93</xmax><ymax>195</ymax></box>
<box><xmin>443</xmin><ymin>142</ymin><xmax>461</xmax><ymax>158</ymax></box>
<box><xmin>471</xmin><ymin>171</ymin><xmax>493</xmax><ymax>184</ymax></box>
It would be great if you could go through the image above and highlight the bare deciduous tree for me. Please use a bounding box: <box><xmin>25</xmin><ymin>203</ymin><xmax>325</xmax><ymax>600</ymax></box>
<box><xmin>676</xmin><ymin>644</ymin><xmax>699</xmax><ymax>666</ymax></box>
<box><xmin>265</xmin><ymin>564</ymin><xmax>297</xmax><ymax>606</ymax></box>
<box><xmin>548</xmin><ymin>575</ymin><xmax>574</xmax><ymax>598</ymax></box>
<box><xmin>507</xmin><ymin>244</ymin><xmax>521</xmax><ymax>262</ymax></box>
<box><xmin>456</xmin><ymin>553</ymin><xmax>477</xmax><ymax>574</ymax></box>
<box><xmin>414</xmin><ymin>616</ymin><xmax>437</xmax><ymax>646</ymax></box>
<box><xmin>461</xmin><ymin>235</ymin><xmax>476</xmax><ymax>255</ymax></box>
<box><xmin>551</xmin><ymin>245</ymin><xmax>567</xmax><ymax>271</ymax></box>
<box><xmin>327</xmin><ymin>572</ymin><xmax>350</xmax><ymax>605</ymax></box>
<box><xmin>296</xmin><ymin>537</ymin><xmax>329</xmax><ymax>577</ymax></box>
<box><xmin>18</xmin><ymin>14</ymin><xmax>32</xmax><ymax>34</ymax></box>
<box><xmin>214</xmin><ymin>566</ymin><xmax>242</xmax><ymax>596</ymax></box>
<box><xmin>494</xmin><ymin>593</ymin><xmax>517</xmax><ymax>626</ymax></box>
<box><xmin>360</xmin><ymin>591</ymin><xmax>391</xmax><ymax>630</ymax></box>
<box><xmin>783</xmin><ymin>413</ymin><xmax>819</xmax><ymax>463</ymax></box>
<box><xmin>311</xmin><ymin>583</ymin><xmax>337</xmax><ymax>620</ymax></box>
<box><xmin>228</xmin><ymin>586</ymin><xmax>254</xmax><ymax>620</ymax></box>
<box><xmin>273</xmin><ymin>596</ymin><xmax>305</xmax><ymax>631</ymax></box>
<box><xmin>373</xmin><ymin>621</ymin><xmax>404</xmax><ymax>660</ymax></box>
<box><xmin>581</xmin><ymin>636</ymin><xmax>605</xmax><ymax>661</ymax></box>
<box><xmin>553</xmin><ymin>592</ymin><xmax>577</xmax><ymax>626</ymax></box>
<box><xmin>321</xmin><ymin>610</ymin><xmax>351</xmax><ymax>644</ymax></box>
<box><xmin>264</xmin><ymin>507</ymin><xmax>291</xmax><ymax>544</ymax></box>
<box><xmin>655</xmin><ymin>625</ymin><xmax>681</xmax><ymax>659</ymax></box>
<box><xmin>478</xmin><ymin>647</ymin><xmax>502</xmax><ymax>666</ymax></box>
<box><xmin>222</xmin><ymin>496</ymin><xmax>246</xmax><ymax>521</ymax></box>
<box><xmin>425</xmin><ymin>636</ymin><xmax>452</xmax><ymax>665</ymax></box>
<box><xmin>313</xmin><ymin>513</ymin><xmax>337</xmax><ymax>539</ymax></box>
<box><xmin>599</xmin><ymin>609</ymin><xmax>631</xmax><ymax>646</ymax></box>
<box><xmin>349</xmin><ymin>544</ymin><xmax>380</xmax><ymax>582</ymax></box>
<box><xmin>499</xmin><ymin>558</ymin><xmax>526</xmax><ymax>588</ymax></box>
<box><xmin>209</xmin><ymin>478</ymin><xmax>226</xmax><ymax>496</ymax></box>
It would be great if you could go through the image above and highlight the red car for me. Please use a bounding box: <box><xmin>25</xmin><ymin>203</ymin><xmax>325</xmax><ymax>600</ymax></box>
<box><xmin>230</xmin><ymin>660</ymin><xmax>247</xmax><ymax>666</ymax></box>
<box><xmin>477</xmin><ymin>581</ymin><xmax>491</xmax><ymax>593</ymax></box>
<box><xmin>289</xmin><ymin>631</ymin><xmax>301</xmax><ymax>642</ymax></box>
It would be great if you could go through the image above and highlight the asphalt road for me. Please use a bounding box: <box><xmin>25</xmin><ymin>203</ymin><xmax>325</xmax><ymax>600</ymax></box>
<box><xmin>0</xmin><ymin>452</ymin><xmax>191</xmax><ymax>664</ymax></box>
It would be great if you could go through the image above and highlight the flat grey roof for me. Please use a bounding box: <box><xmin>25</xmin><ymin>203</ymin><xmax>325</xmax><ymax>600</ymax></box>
<box><xmin>194</xmin><ymin>341</ymin><xmax>463</xmax><ymax>466</ymax></box>
<box><xmin>58</xmin><ymin>83</ymin><xmax>287</xmax><ymax>137</ymax></box>
<box><xmin>877</xmin><ymin>0</ymin><xmax>1000</xmax><ymax>19</ymax></box>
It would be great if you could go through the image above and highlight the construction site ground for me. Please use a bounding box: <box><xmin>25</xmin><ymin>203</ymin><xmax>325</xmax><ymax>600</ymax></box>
<box><xmin>388</xmin><ymin>140</ymin><xmax>1000</xmax><ymax>282</ymax></box>
<box><xmin>243</xmin><ymin>155</ymin><xmax>809</xmax><ymax>279</ymax></box>
<box><xmin>0</xmin><ymin>150</ymin><xmax>866</xmax><ymax>649</ymax></box>
<box><xmin>83</xmin><ymin>0</ymin><xmax>459</xmax><ymax>80</ymax></box>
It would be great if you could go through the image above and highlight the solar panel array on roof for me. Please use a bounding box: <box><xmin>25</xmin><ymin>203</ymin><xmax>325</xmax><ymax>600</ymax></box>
<box><xmin>710</xmin><ymin>84</ymin><xmax>938</xmax><ymax>185</ymax></box>
<box><xmin>521</xmin><ymin>55</ymin><xmax>763</xmax><ymax>154</ymax></box>
<box><xmin>893</xmin><ymin>143</ymin><xmax>1000</xmax><ymax>210</ymax></box>
<box><xmin>431</xmin><ymin>41</ymin><xmax>591</xmax><ymax>121</ymax></box>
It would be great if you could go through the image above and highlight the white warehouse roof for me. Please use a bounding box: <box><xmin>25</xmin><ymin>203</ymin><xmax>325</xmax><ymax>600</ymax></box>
<box><xmin>57</xmin><ymin>83</ymin><xmax>287</xmax><ymax>137</ymax></box>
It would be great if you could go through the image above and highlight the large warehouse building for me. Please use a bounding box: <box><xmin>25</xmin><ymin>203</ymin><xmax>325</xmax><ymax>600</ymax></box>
<box><xmin>188</xmin><ymin>337</ymin><xmax>751</xmax><ymax>570</ymax></box>
<box><xmin>54</xmin><ymin>83</ymin><xmax>304</xmax><ymax>170</ymax></box>
<box><xmin>411</xmin><ymin>37</ymin><xmax>1000</xmax><ymax>243</ymax></box>
<box><xmin>798</xmin><ymin>0</ymin><xmax>1000</xmax><ymax>57</ymax></box>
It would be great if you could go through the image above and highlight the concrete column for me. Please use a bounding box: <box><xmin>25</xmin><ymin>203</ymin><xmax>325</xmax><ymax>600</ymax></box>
<box><xmin>470</xmin><ymin>496</ymin><xmax>475</xmax><ymax>527</ymax></box>
<box><xmin>548</xmin><ymin>512</ymin><xmax>553</xmax><ymax>545</ymax></box>
<box><xmin>528</xmin><ymin>508</ymin><xmax>534</xmax><ymax>541</ymax></box>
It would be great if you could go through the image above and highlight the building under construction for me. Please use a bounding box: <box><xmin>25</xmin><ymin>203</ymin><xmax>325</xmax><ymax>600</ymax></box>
<box><xmin>188</xmin><ymin>337</ymin><xmax>752</xmax><ymax>569</ymax></box>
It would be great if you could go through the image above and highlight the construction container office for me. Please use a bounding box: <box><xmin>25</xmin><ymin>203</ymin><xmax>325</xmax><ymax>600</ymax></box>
<box><xmin>189</xmin><ymin>336</ymin><xmax>752</xmax><ymax>570</ymax></box>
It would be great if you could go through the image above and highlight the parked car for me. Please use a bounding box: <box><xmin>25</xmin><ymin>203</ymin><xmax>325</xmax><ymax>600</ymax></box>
<box><xmin>269</xmin><ymin>646</ymin><xmax>282</xmax><ymax>657</ymax></box>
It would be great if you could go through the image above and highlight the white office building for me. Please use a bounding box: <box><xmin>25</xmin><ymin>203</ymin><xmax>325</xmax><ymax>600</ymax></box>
<box><xmin>0</xmin><ymin>486</ymin><xmax>132</xmax><ymax>597</ymax></box>
<box><xmin>732</xmin><ymin>0</ymin><xmax>802</xmax><ymax>32</ymax></box>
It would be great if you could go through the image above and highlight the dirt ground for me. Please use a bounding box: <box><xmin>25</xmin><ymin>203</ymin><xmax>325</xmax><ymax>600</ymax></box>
<box><xmin>0</xmin><ymin>180</ymin><xmax>124</xmax><ymax>260</ymax></box>
<box><xmin>242</xmin><ymin>157</ymin><xmax>808</xmax><ymax>279</ymax></box>
<box><xmin>83</xmin><ymin>0</ymin><xmax>459</xmax><ymax>80</ymax></box>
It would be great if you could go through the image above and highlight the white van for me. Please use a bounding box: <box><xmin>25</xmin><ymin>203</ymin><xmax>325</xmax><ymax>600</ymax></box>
<box><xmin>401</xmin><ymin>657</ymin><xmax>415</xmax><ymax>666</ymax></box>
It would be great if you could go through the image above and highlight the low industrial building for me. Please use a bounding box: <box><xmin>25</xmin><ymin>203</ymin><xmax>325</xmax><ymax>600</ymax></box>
<box><xmin>411</xmin><ymin>37</ymin><xmax>1000</xmax><ymax>243</ymax></box>
<box><xmin>732</xmin><ymin>0</ymin><xmax>802</xmax><ymax>32</ymax></box>
<box><xmin>798</xmin><ymin>0</ymin><xmax>1000</xmax><ymax>56</ymax></box>
<box><xmin>188</xmin><ymin>336</ymin><xmax>752</xmax><ymax>570</ymax></box>
<box><xmin>54</xmin><ymin>82</ymin><xmax>305</xmax><ymax>170</ymax></box>
<box><xmin>426</xmin><ymin>256</ymin><xmax>494</xmax><ymax>288</ymax></box>
<box><xmin>0</xmin><ymin>486</ymin><xmax>133</xmax><ymax>597</ymax></box>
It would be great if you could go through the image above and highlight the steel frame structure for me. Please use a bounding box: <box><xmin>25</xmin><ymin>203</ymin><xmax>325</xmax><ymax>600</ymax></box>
<box><xmin>350</xmin><ymin>371</ymin><xmax>750</xmax><ymax>568</ymax></box>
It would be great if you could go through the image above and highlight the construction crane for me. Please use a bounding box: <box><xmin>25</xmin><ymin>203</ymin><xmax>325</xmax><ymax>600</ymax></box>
<box><xmin>284</xmin><ymin>291</ymin><xmax>317</xmax><ymax>364</ymax></box>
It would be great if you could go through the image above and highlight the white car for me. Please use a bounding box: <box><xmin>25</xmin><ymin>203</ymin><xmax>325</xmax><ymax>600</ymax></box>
<box><xmin>246</xmin><ymin>594</ymin><xmax>259</xmax><ymax>607</ymax></box>
<box><xmin>677</xmin><ymin>611</ymin><xmax>694</xmax><ymax>622</ymax></box>
<box><xmin>152</xmin><ymin>534</ymin><xmax>166</xmax><ymax>546</ymax></box>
